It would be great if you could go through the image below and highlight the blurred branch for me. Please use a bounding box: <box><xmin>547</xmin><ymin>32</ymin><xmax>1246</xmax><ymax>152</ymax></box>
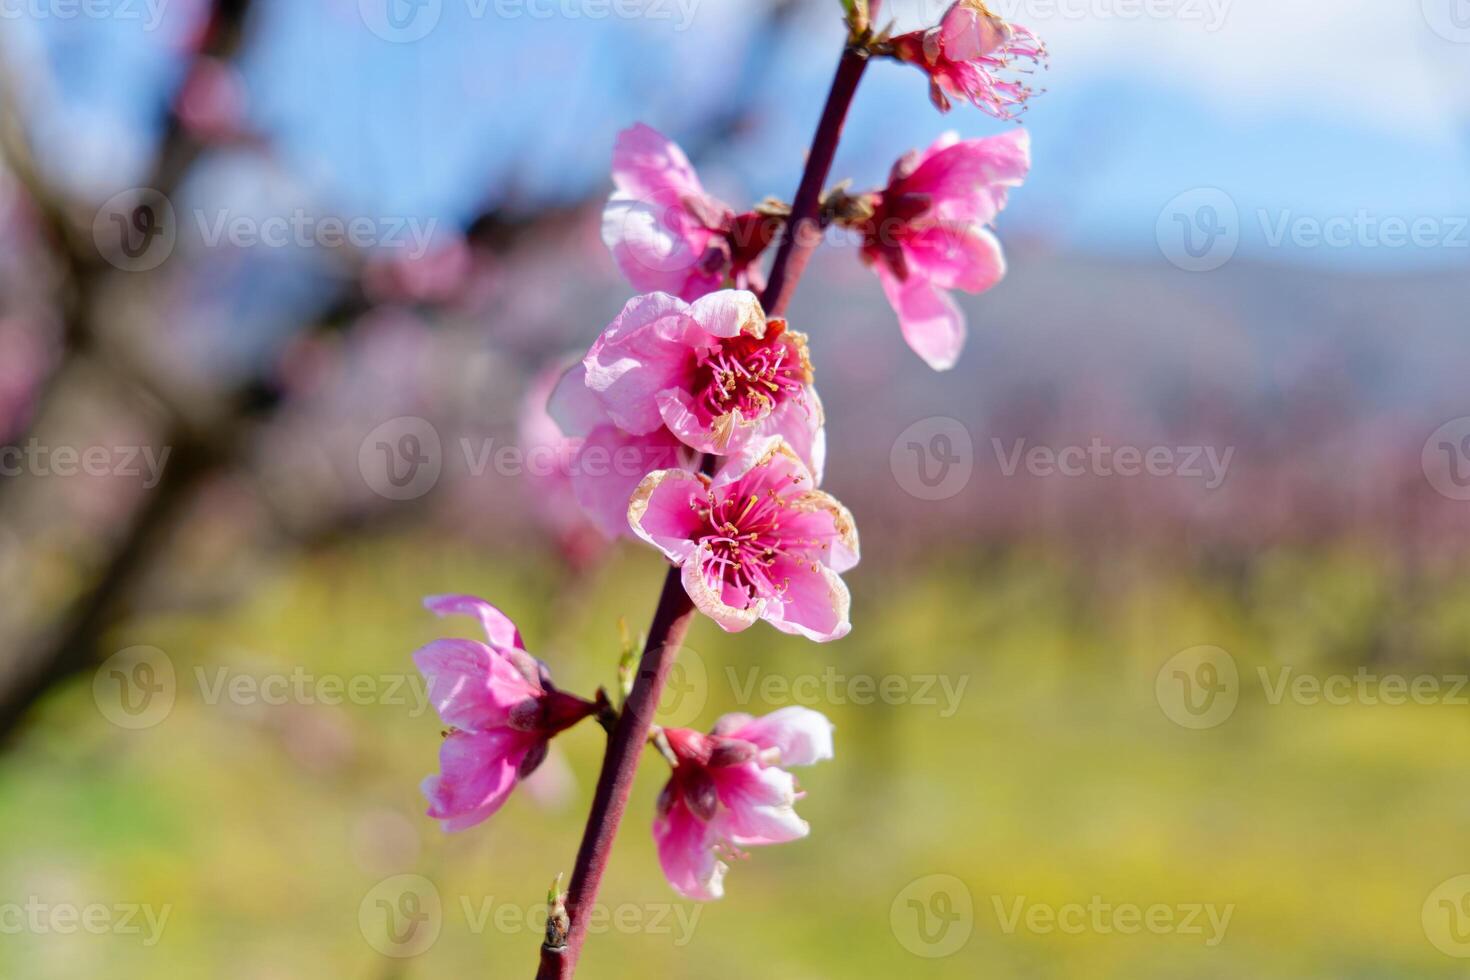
<box><xmin>0</xmin><ymin>0</ymin><xmax>803</xmax><ymax>746</ymax></box>
<box><xmin>0</xmin><ymin>0</ymin><xmax>259</xmax><ymax>742</ymax></box>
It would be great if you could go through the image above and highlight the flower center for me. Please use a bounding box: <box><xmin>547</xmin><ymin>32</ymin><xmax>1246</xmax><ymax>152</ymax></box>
<box><xmin>690</xmin><ymin>476</ymin><xmax>821</xmax><ymax>602</ymax></box>
<box><xmin>691</xmin><ymin>322</ymin><xmax>808</xmax><ymax>426</ymax></box>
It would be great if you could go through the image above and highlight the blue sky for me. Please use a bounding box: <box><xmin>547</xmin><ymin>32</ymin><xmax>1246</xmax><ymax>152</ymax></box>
<box><xmin>4</xmin><ymin>0</ymin><xmax>1468</xmax><ymax>270</ymax></box>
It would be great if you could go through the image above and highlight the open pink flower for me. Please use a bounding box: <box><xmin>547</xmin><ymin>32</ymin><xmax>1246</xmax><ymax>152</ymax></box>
<box><xmin>856</xmin><ymin>128</ymin><xmax>1030</xmax><ymax>370</ymax></box>
<box><xmin>889</xmin><ymin>0</ymin><xmax>1046</xmax><ymax>117</ymax></box>
<box><xmin>583</xmin><ymin>290</ymin><xmax>825</xmax><ymax>476</ymax></box>
<box><xmin>602</xmin><ymin>124</ymin><xmax>777</xmax><ymax>300</ymax></box>
<box><xmin>629</xmin><ymin>438</ymin><xmax>858</xmax><ymax>641</ymax></box>
<box><xmin>547</xmin><ymin>360</ymin><xmax>699</xmax><ymax>539</ymax></box>
<box><xmin>654</xmin><ymin>707</ymin><xmax>834</xmax><ymax>900</ymax></box>
<box><xmin>414</xmin><ymin>595</ymin><xmax>597</xmax><ymax>832</ymax></box>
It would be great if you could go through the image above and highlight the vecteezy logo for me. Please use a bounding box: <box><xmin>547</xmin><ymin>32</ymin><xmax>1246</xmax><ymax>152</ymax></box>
<box><xmin>359</xmin><ymin>874</ymin><xmax>442</xmax><ymax>958</ymax></box>
<box><xmin>1422</xmin><ymin>417</ymin><xmax>1470</xmax><ymax>501</ymax></box>
<box><xmin>358</xmin><ymin>416</ymin><xmax>443</xmax><ymax>501</ymax></box>
<box><xmin>890</xmin><ymin>874</ymin><xmax>973</xmax><ymax>958</ymax></box>
<box><xmin>654</xmin><ymin>646</ymin><xmax>707</xmax><ymax>727</ymax></box>
<box><xmin>1424</xmin><ymin>875</ymin><xmax>1470</xmax><ymax>957</ymax></box>
<box><xmin>93</xmin><ymin>646</ymin><xmax>176</xmax><ymax>729</ymax></box>
<box><xmin>1155</xmin><ymin>645</ymin><xmax>1239</xmax><ymax>729</ymax></box>
<box><xmin>1423</xmin><ymin>0</ymin><xmax>1470</xmax><ymax>42</ymax></box>
<box><xmin>1157</xmin><ymin>188</ymin><xmax>1239</xmax><ymax>272</ymax></box>
<box><xmin>890</xmin><ymin>417</ymin><xmax>974</xmax><ymax>501</ymax></box>
<box><xmin>359</xmin><ymin>0</ymin><xmax>443</xmax><ymax>42</ymax></box>
<box><xmin>92</xmin><ymin>189</ymin><xmax>177</xmax><ymax>272</ymax></box>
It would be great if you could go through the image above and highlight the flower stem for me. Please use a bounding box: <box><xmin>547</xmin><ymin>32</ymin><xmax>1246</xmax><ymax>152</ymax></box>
<box><xmin>536</xmin><ymin>567</ymin><xmax>697</xmax><ymax>979</ymax></box>
<box><xmin>760</xmin><ymin>44</ymin><xmax>869</xmax><ymax>317</ymax></box>
<box><xmin>533</xmin><ymin>41</ymin><xmax>870</xmax><ymax>980</ymax></box>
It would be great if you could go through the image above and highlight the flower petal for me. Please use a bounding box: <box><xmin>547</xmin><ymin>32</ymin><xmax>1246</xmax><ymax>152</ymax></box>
<box><xmin>763</xmin><ymin>557</ymin><xmax>852</xmax><ymax>642</ymax></box>
<box><xmin>413</xmin><ymin>637</ymin><xmax>541</xmax><ymax>730</ymax></box>
<box><xmin>653</xmin><ymin>797</ymin><xmax>727</xmax><ymax>901</ymax></box>
<box><xmin>902</xmin><ymin>223</ymin><xmax>1006</xmax><ymax>293</ymax></box>
<box><xmin>710</xmin><ymin>763</ymin><xmax>809</xmax><ymax>846</ymax></box>
<box><xmin>611</xmin><ymin>123</ymin><xmax>705</xmax><ymax>202</ymax></box>
<box><xmin>584</xmin><ymin>292</ymin><xmax>700</xmax><ymax>435</ymax></box>
<box><xmin>423</xmin><ymin>594</ymin><xmax>523</xmax><ymax>651</ymax></box>
<box><xmin>686</xmin><ymin>289</ymin><xmax>767</xmax><ymax>340</ymax></box>
<box><xmin>876</xmin><ymin>264</ymin><xmax>968</xmax><ymax>371</ymax></box>
<box><xmin>601</xmin><ymin>193</ymin><xmax>721</xmax><ymax>300</ymax></box>
<box><xmin>627</xmin><ymin>467</ymin><xmax>708</xmax><ymax>562</ymax></box>
<box><xmin>545</xmin><ymin>362</ymin><xmax>607</xmax><ymax>440</ymax></box>
<box><xmin>682</xmin><ymin>544</ymin><xmax>763</xmax><ymax>634</ymax></box>
<box><xmin>571</xmin><ymin>424</ymin><xmax>690</xmax><ymax>539</ymax></box>
<box><xmin>422</xmin><ymin>729</ymin><xmax>533</xmax><ymax>832</ymax></box>
<box><xmin>902</xmin><ymin>128</ymin><xmax>1030</xmax><ymax>226</ymax></box>
<box><xmin>727</xmin><ymin>706</ymin><xmax>834</xmax><ymax>767</ymax></box>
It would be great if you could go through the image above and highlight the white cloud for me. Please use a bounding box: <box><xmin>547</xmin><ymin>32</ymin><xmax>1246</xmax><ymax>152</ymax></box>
<box><xmin>883</xmin><ymin>0</ymin><xmax>1470</xmax><ymax>139</ymax></box>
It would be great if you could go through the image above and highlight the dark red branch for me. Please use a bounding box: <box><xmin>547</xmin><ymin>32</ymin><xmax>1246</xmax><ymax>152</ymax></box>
<box><xmin>534</xmin><ymin>40</ymin><xmax>870</xmax><ymax>980</ymax></box>
<box><xmin>535</xmin><ymin>567</ymin><xmax>696</xmax><ymax>979</ymax></box>
<box><xmin>760</xmin><ymin>45</ymin><xmax>869</xmax><ymax>317</ymax></box>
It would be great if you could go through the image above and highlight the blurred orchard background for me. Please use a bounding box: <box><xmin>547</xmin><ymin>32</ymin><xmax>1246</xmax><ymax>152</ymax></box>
<box><xmin>3</xmin><ymin>0</ymin><xmax>1470</xmax><ymax>976</ymax></box>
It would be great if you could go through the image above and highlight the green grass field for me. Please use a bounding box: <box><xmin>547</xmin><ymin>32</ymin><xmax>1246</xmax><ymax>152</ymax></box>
<box><xmin>4</xmin><ymin>535</ymin><xmax>1469</xmax><ymax>978</ymax></box>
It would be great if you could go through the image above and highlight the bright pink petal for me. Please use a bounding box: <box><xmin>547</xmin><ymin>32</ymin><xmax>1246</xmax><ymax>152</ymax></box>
<box><xmin>727</xmin><ymin>706</ymin><xmax>834</xmax><ymax>767</ymax></box>
<box><xmin>780</xmin><ymin>491</ymin><xmax>860</xmax><ymax>573</ymax></box>
<box><xmin>876</xmin><ymin>264</ymin><xmax>968</xmax><ymax>371</ymax></box>
<box><xmin>709</xmin><ymin>763</ymin><xmax>808</xmax><ymax>846</ymax></box>
<box><xmin>654</xmin><ymin>798</ymin><xmax>727</xmax><ymax>901</ymax></box>
<box><xmin>423</xmin><ymin>729</ymin><xmax>533</xmax><ymax>832</ymax></box>
<box><xmin>903</xmin><ymin>128</ymin><xmax>1030</xmax><ymax>226</ymax></box>
<box><xmin>627</xmin><ymin>467</ymin><xmax>708</xmax><ymax>561</ymax></box>
<box><xmin>413</xmin><ymin>638</ymin><xmax>541</xmax><ymax>731</ymax></box>
<box><xmin>762</xmin><ymin>391</ymin><xmax>826</xmax><ymax>484</ymax></box>
<box><xmin>682</xmin><ymin>544</ymin><xmax>763</xmax><ymax>633</ymax></box>
<box><xmin>762</xmin><ymin>558</ymin><xmax>852</xmax><ymax>642</ymax></box>
<box><xmin>611</xmin><ymin>123</ymin><xmax>705</xmax><ymax>202</ymax></box>
<box><xmin>584</xmin><ymin>293</ymin><xmax>699</xmax><ymax>435</ymax></box>
<box><xmin>424</xmin><ymin>594</ymin><xmax>523</xmax><ymax>651</ymax></box>
<box><xmin>902</xmin><ymin>223</ymin><xmax>1006</xmax><ymax>293</ymax></box>
<box><xmin>709</xmin><ymin>435</ymin><xmax>814</xmax><ymax>495</ymax></box>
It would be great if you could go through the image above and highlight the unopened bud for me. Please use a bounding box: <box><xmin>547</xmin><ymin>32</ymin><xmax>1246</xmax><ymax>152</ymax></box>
<box><xmin>707</xmin><ymin>738</ymin><xmax>757</xmax><ymax>768</ymax></box>
<box><xmin>509</xmin><ymin>697</ymin><xmax>544</xmax><ymax>732</ymax></box>
<box><xmin>684</xmin><ymin>769</ymin><xmax>720</xmax><ymax>822</ymax></box>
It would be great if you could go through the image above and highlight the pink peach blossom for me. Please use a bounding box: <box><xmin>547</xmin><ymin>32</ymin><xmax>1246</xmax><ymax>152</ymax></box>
<box><xmin>629</xmin><ymin>438</ymin><xmax>857</xmax><ymax>642</ymax></box>
<box><xmin>856</xmin><ymin>128</ymin><xmax>1030</xmax><ymax>370</ymax></box>
<box><xmin>890</xmin><ymin>0</ymin><xmax>1046</xmax><ymax>118</ymax></box>
<box><xmin>414</xmin><ymin>595</ymin><xmax>597</xmax><ymax>832</ymax></box>
<box><xmin>582</xmin><ymin>289</ymin><xmax>825</xmax><ymax>476</ymax></box>
<box><xmin>654</xmin><ymin>707</ymin><xmax>834</xmax><ymax>900</ymax></box>
<box><xmin>601</xmin><ymin>124</ymin><xmax>776</xmax><ymax>300</ymax></box>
